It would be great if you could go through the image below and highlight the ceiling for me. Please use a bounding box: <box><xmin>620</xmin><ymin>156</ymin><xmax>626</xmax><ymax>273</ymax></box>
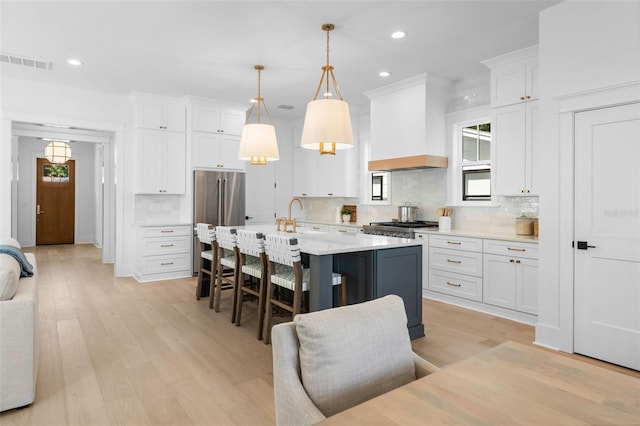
<box><xmin>1</xmin><ymin>1</ymin><xmax>560</xmax><ymax>119</ymax></box>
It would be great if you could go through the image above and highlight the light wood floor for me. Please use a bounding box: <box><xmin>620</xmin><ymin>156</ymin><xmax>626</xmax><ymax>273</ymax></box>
<box><xmin>2</xmin><ymin>244</ymin><xmax>637</xmax><ymax>425</ymax></box>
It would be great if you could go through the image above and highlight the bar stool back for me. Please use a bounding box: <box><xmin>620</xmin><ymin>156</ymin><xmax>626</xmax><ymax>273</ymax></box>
<box><xmin>213</xmin><ymin>226</ymin><xmax>239</xmax><ymax>322</ymax></box>
<box><xmin>195</xmin><ymin>223</ymin><xmax>216</xmax><ymax>300</ymax></box>
<box><xmin>235</xmin><ymin>229</ymin><xmax>268</xmax><ymax>340</ymax></box>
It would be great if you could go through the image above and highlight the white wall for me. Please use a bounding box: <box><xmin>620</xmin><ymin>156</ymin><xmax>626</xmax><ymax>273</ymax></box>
<box><xmin>17</xmin><ymin>138</ymin><xmax>97</xmax><ymax>246</ymax></box>
<box><xmin>1</xmin><ymin>77</ymin><xmax>131</xmax><ymax>274</ymax></box>
<box><xmin>537</xmin><ymin>0</ymin><xmax>640</xmax><ymax>350</ymax></box>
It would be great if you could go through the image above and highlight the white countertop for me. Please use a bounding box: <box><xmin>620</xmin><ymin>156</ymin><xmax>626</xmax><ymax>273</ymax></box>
<box><xmin>414</xmin><ymin>228</ymin><xmax>538</xmax><ymax>243</ymax></box>
<box><xmin>238</xmin><ymin>225</ymin><xmax>421</xmax><ymax>256</ymax></box>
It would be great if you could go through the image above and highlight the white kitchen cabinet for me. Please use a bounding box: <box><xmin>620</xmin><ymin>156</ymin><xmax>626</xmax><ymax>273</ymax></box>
<box><xmin>329</xmin><ymin>225</ymin><xmax>362</xmax><ymax>235</ymax></box>
<box><xmin>191</xmin><ymin>103</ymin><xmax>245</xmax><ymax>136</ymax></box>
<box><xmin>135</xmin><ymin>97</ymin><xmax>186</xmax><ymax>132</ymax></box>
<box><xmin>483</xmin><ymin>46</ymin><xmax>538</xmax><ymax>108</ymax></box>
<box><xmin>483</xmin><ymin>46</ymin><xmax>540</xmax><ymax>196</ymax></box>
<box><xmin>192</xmin><ymin>132</ymin><xmax>245</xmax><ymax>171</ymax></box>
<box><xmin>135</xmin><ymin>225</ymin><xmax>192</xmax><ymax>282</ymax></box>
<box><xmin>483</xmin><ymin>240</ymin><xmax>538</xmax><ymax>315</ymax></box>
<box><xmin>428</xmin><ymin>235</ymin><xmax>483</xmax><ymax>301</ymax></box>
<box><xmin>365</xmin><ymin>73</ymin><xmax>449</xmax><ymax>161</ymax></box>
<box><xmin>292</xmin><ymin>143</ymin><xmax>357</xmax><ymax>197</ymax></box>
<box><xmin>492</xmin><ymin>100</ymin><xmax>539</xmax><ymax>195</ymax></box>
<box><xmin>134</xmin><ymin>130</ymin><xmax>186</xmax><ymax>194</ymax></box>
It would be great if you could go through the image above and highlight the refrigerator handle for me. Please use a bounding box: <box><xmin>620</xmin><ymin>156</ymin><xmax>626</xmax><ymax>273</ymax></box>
<box><xmin>217</xmin><ymin>178</ymin><xmax>223</xmax><ymax>226</ymax></box>
<box><xmin>221</xmin><ymin>178</ymin><xmax>227</xmax><ymax>225</ymax></box>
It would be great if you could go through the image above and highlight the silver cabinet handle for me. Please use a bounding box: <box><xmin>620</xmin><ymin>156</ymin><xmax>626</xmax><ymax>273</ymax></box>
<box><xmin>161</xmin><ymin>244</ymin><xmax>174</xmax><ymax>247</ymax></box>
<box><xmin>446</xmin><ymin>281</ymin><xmax>461</xmax><ymax>287</ymax></box>
<box><xmin>447</xmin><ymin>259</ymin><xmax>461</xmax><ymax>264</ymax></box>
<box><xmin>508</xmin><ymin>247</ymin><xmax>525</xmax><ymax>252</ymax></box>
<box><xmin>160</xmin><ymin>262</ymin><xmax>174</xmax><ymax>266</ymax></box>
<box><xmin>447</xmin><ymin>241</ymin><xmax>462</xmax><ymax>245</ymax></box>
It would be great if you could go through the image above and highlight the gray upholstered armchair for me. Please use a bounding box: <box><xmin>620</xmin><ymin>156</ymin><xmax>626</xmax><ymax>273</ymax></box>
<box><xmin>271</xmin><ymin>295</ymin><xmax>439</xmax><ymax>426</ymax></box>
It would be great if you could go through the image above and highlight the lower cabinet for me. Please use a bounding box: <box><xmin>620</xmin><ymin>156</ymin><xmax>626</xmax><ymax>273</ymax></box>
<box><xmin>135</xmin><ymin>225</ymin><xmax>192</xmax><ymax>282</ymax></box>
<box><xmin>483</xmin><ymin>253</ymin><xmax>538</xmax><ymax>315</ymax></box>
<box><xmin>423</xmin><ymin>235</ymin><xmax>539</xmax><ymax>323</ymax></box>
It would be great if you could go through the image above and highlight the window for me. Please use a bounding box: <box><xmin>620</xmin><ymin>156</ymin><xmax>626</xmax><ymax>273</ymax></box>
<box><xmin>42</xmin><ymin>164</ymin><xmax>70</xmax><ymax>183</ymax></box>
<box><xmin>461</xmin><ymin>123</ymin><xmax>491</xmax><ymax>201</ymax></box>
<box><xmin>371</xmin><ymin>172</ymin><xmax>388</xmax><ymax>201</ymax></box>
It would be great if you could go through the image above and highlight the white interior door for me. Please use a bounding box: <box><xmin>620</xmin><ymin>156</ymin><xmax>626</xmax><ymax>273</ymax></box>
<box><xmin>574</xmin><ymin>102</ymin><xmax>640</xmax><ymax>370</ymax></box>
<box><xmin>245</xmin><ymin>162</ymin><xmax>276</xmax><ymax>224</ymax></box>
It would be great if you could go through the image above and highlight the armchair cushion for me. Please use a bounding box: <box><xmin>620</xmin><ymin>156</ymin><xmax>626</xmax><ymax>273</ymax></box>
<box><xmin>293</xmin><ymin>295</ymin><xmax>416</xmax><ymax>417</ymax></box>
<box><xmin>0</xmin><ymin>254</ymin><xmax>20</xmax><ymax>301</ymax></box>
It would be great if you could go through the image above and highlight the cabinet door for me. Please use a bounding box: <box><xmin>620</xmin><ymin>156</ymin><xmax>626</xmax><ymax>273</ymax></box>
<box><xmin>138</xmin><ymin>102</ymin><xmax>165</xmax><ymax>130</ymax></box>
<box><xmin>192</xmin><ymin>105</ymin><xmax>221</xmax><ymax>133</ymax></box>
<box><xmin>525</xmin><ymin>60</ymin><xmax>539</xmax><ymax>101</ymax></box>
<box><xmin>136</xmin><ymin>130</ymin><xmax>162</xmax><ymax>193</ymax></box>
<box><xmin>525</xmin><ymin>101</ymin><xmax>539</xmax><ymax>194</ymax></box>
<box><xmin>192</xmin><ymin>133</ymin><xmax>221</xmax><ymax>169</ymax></box>
<box><xmin>218</xmin><ymin>134</ymin><xmax>245</xmax><ymax>170</ymax></box>
<box><xmin>164</xmin><ymin>103</ymin><xmax>186</xmax><ymax>132</ymax></box>
<box><xmin>516</xmin><ymin>258</ymin><xmax>538</xmax><ymax>314</ymax></box>
<box><xmin>492</xmin><ymin>103</ymin><xmax>526</xmax><ymax>195</ymax></box>
<box><xmin>162</xmin><ymin>132</ymin><xmax>186</xmax><ymax>194</ymax></box>
<box><xmin>293</xmin><ymin>148</ymin><xmax>318</xmax><ymax>196</ymax></box>
<box><xmin>491</xmin><ymin>63</ymin><xmax>526</xmax><ymax>108</ymax></box>
<box><xmin>317</xmin><ymin>148</ymin><xmax>358</xmax><ymax>197</ymax></box>
<box><xmin>483</xmin><ymin>253</ymin><xmax>516</xmax><ymax>309</ymax></box>
<box><xmin>221</xmin><ymin>108</ymin><xmax>246</xmax><ymax>135</ymax></box>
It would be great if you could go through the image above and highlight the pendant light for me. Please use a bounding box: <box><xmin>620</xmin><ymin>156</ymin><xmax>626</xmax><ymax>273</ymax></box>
<box><xmin>238</xmin><ymin>65</ymin><xmax>279</xmax><ymax>165</ymax></box>
<box><xmin>44</xmin><ymin>140</ymin><xmax>71</xmax><ymax>164</ymax></box>
<box><xmin>301</xmin><ymin>23</ymin><xmax>353</xmax><ymax>155</ymax></box>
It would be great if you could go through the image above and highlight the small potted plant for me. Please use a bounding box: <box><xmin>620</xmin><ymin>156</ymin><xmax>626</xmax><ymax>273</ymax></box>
<box><xmin>341</xmin><ymin>208</ymin><xmax>352</xmax><ymax>223</ymax></box>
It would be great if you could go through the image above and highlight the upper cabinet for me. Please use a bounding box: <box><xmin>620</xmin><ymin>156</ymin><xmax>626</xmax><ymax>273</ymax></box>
<box><xmin>291</xmin><ymin>124</ymin><xmax>358</xmax><ymax>197</ymax></box>
<box><xmin>191</xmin><ymin>101</ymin><xmax>245</xmax><ymax>136</ymax></box>
<box><xmin>482</xmin><ymin>46</ymin><xmax>539</xmax><ymax>108</ymax></box>
<box><xmin>133</xmin><ymin>94</ymin><xmax>186</xmax><ymax>132</ymax></box>
<box><xmin>364</xmin><ymin>73</ymin><xmax>450</xmax><ymax>166</ymax></box>
<box><xmin>187</xmin><ymin>97</ymin><xmax>247</xmax><ymax>171</ymax></box>
<box><xmin>131</xmin><ymin>94</ymin><xmax>187</xmax><ymax>194</ymax></box>
<box><xmin>483</xmin><ymin>46</ymin><xmax>539</xmax><ymax>195</ymax></box>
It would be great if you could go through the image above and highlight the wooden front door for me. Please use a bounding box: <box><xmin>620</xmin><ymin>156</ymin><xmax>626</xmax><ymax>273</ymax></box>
<box><xmin>574</xmin><ymin>102</ymin><xmax>640</xmax><ymax>370</ymax></box>
<box><xmin>36</xmin><ymin>158</ymin><xmax>75</xmax><ymax>245</ymax></box>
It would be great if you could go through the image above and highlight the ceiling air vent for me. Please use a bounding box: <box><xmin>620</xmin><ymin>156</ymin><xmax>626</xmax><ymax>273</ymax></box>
<box><xmin>0</xmin><ymin>53</ymin><xmax>52</xmax><ymax>70</ymax></box>
<box><xmin>277</xmin><ymin>104</ymin><xmax>295</xmax><ymax>110</ymax></box>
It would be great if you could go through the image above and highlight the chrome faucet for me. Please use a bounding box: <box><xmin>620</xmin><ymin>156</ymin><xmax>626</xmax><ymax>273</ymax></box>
<box><xmin>278</xmin><ymin>197</ymin><xmax>303</xmax><ymax>233</ymax></box>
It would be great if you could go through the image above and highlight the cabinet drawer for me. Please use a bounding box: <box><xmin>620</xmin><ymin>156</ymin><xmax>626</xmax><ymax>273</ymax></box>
<box><xmin>139</xmin><ymin>253</ymin><xmax>191</xmax><ymax>275</ymax></box>
<box><xmin>428</xmin><ymin>270</ymin><xmax>482</xmax><ymax>302</ymax></box>
<box><xmin>483</xmin><ymin>239</ymin><xmax>538</xmax><ymax>259</ymax></box>
<box><xmin>429</xmin><ymin>235</ymin><xmax>482</xmax><ymax>252</ymax></box>
<box><xmin>141</xmin><ymin>236</ymin><xmax>190</xmax><ymax>256</ymax></box>
<box><xmin>329</xmin><ymin>225</ymin><xmax>362</xmax><ymax>234</ymax></box>
<box><xmin>306</xmin><ymin>223</ymin><xmax>329</xmax><ymax>232</ymax></box>
<box><xmin>142</xmin><ymin>226</ymin><xmax>191</xmax><ymax>238</ymax></box>
<box><xmin>429</xmin><ymin>247</ymin><xmax>482</xmax><ymax>277</ymax></box>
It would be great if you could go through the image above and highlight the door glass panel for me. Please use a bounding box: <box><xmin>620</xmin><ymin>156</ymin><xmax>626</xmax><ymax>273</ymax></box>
<box><xmin>42</xmin><ymin>164</ymin><xmax>70</xmax><ymax>183</ymax></box>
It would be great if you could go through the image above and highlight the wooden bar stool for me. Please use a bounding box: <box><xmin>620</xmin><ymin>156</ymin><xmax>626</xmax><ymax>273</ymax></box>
<box><xmin>211</xmin><ymin>226</ymin><xmax>240</xmax><ymax>323</ymax></box>
<box><xmin>262</xmin><ymin>234</ymin><xmax>346</xmax><ymax>344</ymax></box>
<box><xmin>234</xmin><ymin>229</ymin><xmax>269</xmax><ymax>340</ymax></box>
<box><xmin>195</xmin><ymin>223</ymin><xmax>216</xmax><ymax>300</ymax></box>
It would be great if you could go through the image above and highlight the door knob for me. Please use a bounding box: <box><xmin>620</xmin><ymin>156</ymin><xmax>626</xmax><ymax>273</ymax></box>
<box><xmin>576</xmin><ymin>241</ymin><xmax>596</xmax><ymax>250</ymax></box>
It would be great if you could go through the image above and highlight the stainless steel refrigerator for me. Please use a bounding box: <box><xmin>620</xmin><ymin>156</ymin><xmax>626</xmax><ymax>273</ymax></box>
<box><xmin>192</xmin><ymin>170</ymin><xmax>245</xmax><ymax>274</ymax></box>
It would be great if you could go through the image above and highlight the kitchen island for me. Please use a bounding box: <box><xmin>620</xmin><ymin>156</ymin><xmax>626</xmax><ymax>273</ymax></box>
<box><xmin>201</xmin><ymin>225</ymin><xmax>425</xmax><ymax>339</ymax></box>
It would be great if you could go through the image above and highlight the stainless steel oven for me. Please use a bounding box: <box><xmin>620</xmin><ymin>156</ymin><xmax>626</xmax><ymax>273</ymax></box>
<box><xmin>363</xmin><ymin>221</ymin><xmax>438</xmax><ymax>239</ymax></box>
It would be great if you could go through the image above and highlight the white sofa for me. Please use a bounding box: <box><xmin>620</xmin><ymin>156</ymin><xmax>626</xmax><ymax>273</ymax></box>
<box><xmin>0</xmin><ymin>252</ymin><xmax>39</xmax><ymax>412</ymax></box>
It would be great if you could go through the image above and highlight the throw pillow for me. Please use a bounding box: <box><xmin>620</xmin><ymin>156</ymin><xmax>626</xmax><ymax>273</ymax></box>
<box><xmin>294</xmin><ymin>295</ymin><xmax>416</xmax><ymax>417</ymax></box>
<box><xmin>0</xmin><ymin>254</ymin><xmax>21</xmax><ymax>301</ymax></box>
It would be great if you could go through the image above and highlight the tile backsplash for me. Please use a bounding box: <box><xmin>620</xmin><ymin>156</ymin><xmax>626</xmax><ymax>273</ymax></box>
<box><xmin>298</xmin><ymin>168</ymin><xmax>539</xmax><ymax>235</ymax></box>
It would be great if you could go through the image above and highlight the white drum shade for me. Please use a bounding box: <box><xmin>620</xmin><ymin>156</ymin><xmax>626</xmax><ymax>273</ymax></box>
<box><xmin>238</xmin><ymin>123</ymin><xmax>279</xmax><ymax>164</ymax></box>
<box><xmin>300</xmin><ymin>99</ymin><xmax>353</xmax><ymax>152</ymax></box>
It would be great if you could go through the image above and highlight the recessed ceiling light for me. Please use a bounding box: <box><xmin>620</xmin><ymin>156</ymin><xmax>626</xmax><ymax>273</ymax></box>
<box><xmin>379</xmin><ymin>71</ymin><xmax>392</xmax><ymax>77</ymax></box>
<box><xmin>66</xmin><ymin>58</ymin><xmax>83</xmax><ymax>66</ymax></box>
<box><xmin>391</xmin><ymin>31</ymin><xmax>406</xmax><ymax>39</ymax></box>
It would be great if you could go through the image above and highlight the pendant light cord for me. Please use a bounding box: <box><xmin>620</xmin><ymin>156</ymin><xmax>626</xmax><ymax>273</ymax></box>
<box><xmin>257</xmin><ymin>66</ymin><xmax>262</xmax><ymax>123</ymax></box>
<box><xmin>325</xmin><ymin>28</ymin><xmax>330</xmax><ymax>97</ymax></box>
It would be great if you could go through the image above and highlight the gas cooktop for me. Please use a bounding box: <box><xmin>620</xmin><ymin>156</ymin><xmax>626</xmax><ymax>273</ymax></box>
<box><xmin>369</xmin><ymin>220</ymin><xmax>439</xmax><ymax>229</ymax></box>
